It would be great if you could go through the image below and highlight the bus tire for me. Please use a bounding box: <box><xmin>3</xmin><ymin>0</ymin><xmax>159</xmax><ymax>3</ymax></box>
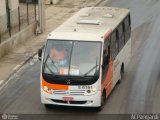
<box><xmin>117</xmin><ymin>63</ymin><xmax>124</xmax><ymax>84</ymax></box>
<box><xmin>44</xmin><ymin>104</ymin><xmax>52</xmax><ymax>109</ymax></box>
<box><xmin>96</xmin><ymin>90</ymin><xmax>106</xmax><ymax>112</ymax></box>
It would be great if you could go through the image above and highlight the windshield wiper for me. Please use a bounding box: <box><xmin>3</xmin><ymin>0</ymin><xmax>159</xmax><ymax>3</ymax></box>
<box><xmin>43</xmin><ymin>54</ymin><xmax>58</xmax><ymax>75</ymax></box>
<box><xmin>45</xmin><ymin>64</ymin><xmax>56</xmax><ymax>76</ymax></box>
<box><xmin>82</xmin><ymin>58</ymin><xmax>99</xmax><ymax>77</ymax></box>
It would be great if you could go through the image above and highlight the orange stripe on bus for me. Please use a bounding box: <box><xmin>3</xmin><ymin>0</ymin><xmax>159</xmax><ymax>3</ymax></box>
<box><xmin>106</xmin><ymin>82</ymin><xmax>112</xmax><ymax>97</ymax></box>
<box><xmin>42</xmin><ymin>79</ymin><xmax>68</xmax><ymax>91</ymax></box>
<box><xmin>104</xmin><ymin>29</ymin><xmax>112</xmax><ymax>40</ymax></box>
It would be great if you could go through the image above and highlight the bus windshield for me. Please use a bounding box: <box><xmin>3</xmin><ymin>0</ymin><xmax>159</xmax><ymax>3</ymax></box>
<box><xmin>43</xmin><ymin>40</ymin><xmax>102</xmax><ymax>77</ymax></box>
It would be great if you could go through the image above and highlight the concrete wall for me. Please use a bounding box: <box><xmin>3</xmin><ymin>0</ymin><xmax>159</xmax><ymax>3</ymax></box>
<box><xmin>45</xmin><ymin>0</ymin><xmax>60</xmax><ymax>5</ymax></box>
<box><xmin>0</xmin><ymin>0</ymin><xmax>19</xmax><ymax>33</ymax></box>
<box><xmin>0</xmin><ymin>0</ymin><xmax>7</xmax><ymax>33</ymax></box>
<box><xmin>52</xmin><ymin>0</ymin><xmax>60</xmax><ymax>4</ymax></box>
<box><xmin>0</xmin><ymin>0</ymin><xmax>6</xmax><ymax>16</ymax></box>
<box><xmin>0</xmin><ymin>23</ymin><xmax>36</xmax><ymax>59</ymax></box>
<box><xmin>9</xmin><ymin>0</ymin><xmax>19</xmax><ymax>10</ymax></box>
<box><xmin>9</xmin><ymin>0</ymin><xmax>19</xmax><ymax>27</ymax></box>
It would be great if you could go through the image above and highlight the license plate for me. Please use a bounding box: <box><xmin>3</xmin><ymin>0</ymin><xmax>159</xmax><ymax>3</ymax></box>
<box><xmin>62</xmin><ymin>97</ymin><xmax>74</xmax><ymax>101</ymax></box>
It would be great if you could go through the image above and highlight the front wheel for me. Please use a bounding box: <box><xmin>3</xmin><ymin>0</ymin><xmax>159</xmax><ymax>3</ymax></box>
<box><xmin>95</xmin><ymin>90</ymin><xmax>106</xmax><ymax>112</ymax></box>
<box><xmin>117</xmin><ymin>65</ymin><xmax>124</xmax><ymax>84</ymax></box>
<box><xmin>44</xmin><ymin>104</ymin><xmax>52</xmax><ymax>109</ymax></box>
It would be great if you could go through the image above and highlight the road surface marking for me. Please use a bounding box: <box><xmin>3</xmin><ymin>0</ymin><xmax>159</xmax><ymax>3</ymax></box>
<box><xmin>13</xmin><ymin>65</ymin><xmax>20</xmax><ymax>70</ymax></box>
<box><xmin>0</xmin><ymin>80</ymin><xmax>4</xmax><ymax>86</ymax></box>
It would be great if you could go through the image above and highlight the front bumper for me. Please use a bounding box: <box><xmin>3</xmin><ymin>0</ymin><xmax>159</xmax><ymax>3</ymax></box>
<box><xmin>41</xmin><ymin>90</ymin><xmax>101</xmax><ymax>107</ymax></box>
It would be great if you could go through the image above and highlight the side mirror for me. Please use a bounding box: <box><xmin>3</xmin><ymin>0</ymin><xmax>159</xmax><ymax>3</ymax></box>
<box><xmin>38</xmin><ymin>48</ymin><xmax>42</xmax><ymax>61</ymax></box>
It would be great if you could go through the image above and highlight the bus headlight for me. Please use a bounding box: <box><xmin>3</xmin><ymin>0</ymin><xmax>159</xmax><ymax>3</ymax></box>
<box><xmin>43</xmin><ymin>86</ymin><xmax>52</xmax><ymax>94</ymax></box>
<box><xmin>48</xmin><ymin>88</ymin><xmax>52</xmax><ymax>92</ymax></box>
<box><xmin>91</xmin><ymin>88</ymin><xmax>96</xmax><ymax>92</ymax></box>
<box><xmin>86</xmin><ymin>88</ymin><xmax>97</xmax><ymax>94</ymax></box>
<box><xmin>44</xmin><ymin>86</ymin><xmax>48</xmax><ymax>91</ymax></box>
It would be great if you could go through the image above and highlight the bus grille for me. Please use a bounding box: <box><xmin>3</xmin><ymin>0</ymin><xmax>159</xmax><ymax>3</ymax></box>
<box><xmin>53</xmin><ymin>90</ymin><xmax>85</xmax><ymax>95</ymax></box>
<box><xmin>51</xmin><ymin>99</ymin><xmax>87</xmax><ymax>104</ymax></box>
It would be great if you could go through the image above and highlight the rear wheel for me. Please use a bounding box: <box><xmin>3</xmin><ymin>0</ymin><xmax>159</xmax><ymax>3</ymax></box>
<box><xmin>117</xmin><ymin>64</ymin><xmax>124</xmax><ymax>84</ymax></box>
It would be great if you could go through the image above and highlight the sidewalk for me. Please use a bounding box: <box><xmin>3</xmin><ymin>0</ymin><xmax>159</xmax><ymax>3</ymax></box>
<box><xmin>0</xmin><ymin>0</ymin><xmax>103</xmax><ymax>85</ymax></box>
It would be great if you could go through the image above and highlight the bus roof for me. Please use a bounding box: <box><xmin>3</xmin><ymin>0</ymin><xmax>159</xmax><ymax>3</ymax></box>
<box><xmin>48</xmin><ymin>7</ymin><xmax>130</xmax><ymax>41</ymax></box>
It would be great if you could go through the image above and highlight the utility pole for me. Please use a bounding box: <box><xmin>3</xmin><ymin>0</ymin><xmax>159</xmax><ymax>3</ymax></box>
<box><xmin>38</xmin><ymin>0</ymin><xmax>45</xmax><ymax>33</ymax></box>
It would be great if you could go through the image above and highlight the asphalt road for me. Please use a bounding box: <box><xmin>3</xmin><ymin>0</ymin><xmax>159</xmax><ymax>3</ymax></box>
<box><xmin>0</xmin><ymin>0</ymin><xmax>160</xmax><ymax>117</ymax></box>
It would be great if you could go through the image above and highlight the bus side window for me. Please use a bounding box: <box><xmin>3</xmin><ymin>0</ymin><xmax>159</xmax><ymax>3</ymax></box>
<box><xmin>103</xmin><ymin>41</ymin><xmax>109</xmax><ymax>69</ymax></box>
<box><xmin>111</xmin><ymin>31</ymin><xmax>119</xmax><ymax>60</ymax></box>
<box><xmin>124</xmin><ymin>14</ymin><xmax>131</xmax><ymax>42</ymax></box>
<box><xmin>117</xmin><ymin>23</ymin><xmax>125</xmax><ymax>51</ymax></box>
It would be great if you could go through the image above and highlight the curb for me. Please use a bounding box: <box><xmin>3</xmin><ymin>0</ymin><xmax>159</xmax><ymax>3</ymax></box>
<box><xmin>6</xmin><ymin>52</ymin><xmax>38</xmax><ymax>81</ymax></box>
<box><xmin>94</xmin><ymin>0</ymin><xmax>104</xmax><ymax>6</ymax></box>
<box><xmin>0</xmin><ymin>51</ymin><xmax>38</xmax><ymax>89</ymax></box>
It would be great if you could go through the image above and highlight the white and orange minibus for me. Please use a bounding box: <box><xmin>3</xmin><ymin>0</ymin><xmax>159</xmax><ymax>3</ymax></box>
<box><xmin>38</xmin><ymin>7</ymin><xmax>131</xmax><ymax>111</ymax></box>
